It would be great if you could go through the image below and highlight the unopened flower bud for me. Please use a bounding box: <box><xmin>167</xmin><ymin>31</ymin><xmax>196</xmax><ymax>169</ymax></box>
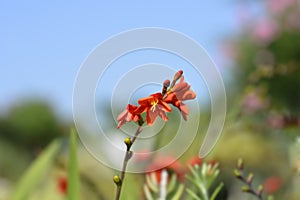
<box><xmin>247</xmin><ymin>173</ymin><xmax>254</xmax><ymax>184</ymax></box>
<box><xmin>162</xmin><ymin>79</ymin><xmax>171</xmax><ymax>95</ymax></box>
<box><xmin>242</xmin><ymin>185</ymin><xmax>251</xmax><ymax>193</ymax></box>
<box><xmin>113</xmin><ymin>175</ymin><xmax>122</xmax><ymax>186</ymax></box>
<box><xmin>170</xmin><ymin>70</ymin><xmax>183</xmax><ymax>88</ymax></box>
<box><xmin>124</xmin><ymin>137</ymin><xmax>132</xmax><ymax>146</ymax></box>
<box><xmin>163</xmin><ymin>79</ymin><xmax>170</xmax><ymax>88</ymax></box>
<box><xmin>234</xmin><ymin>169</ymin><xmax>242</xmax><ymax>179</ymax></box>
<box><xmin>257</xmin><ymin>184</ymin><xmax>264</xmax><ymax>196</ymax></box>
<box><xmin>124</xmin><ymin>137</ymin><xmax>132</xmax><ymax>151</ymax></box>
<box><xmin>237</xmin><ymin>158</ymin><xmax>244</xmax><ymax>170</ymax></box>
<box><xmin>173</xmin><ymin>70</ymin><xmax>183</xmax><ymax>82</ymax></box>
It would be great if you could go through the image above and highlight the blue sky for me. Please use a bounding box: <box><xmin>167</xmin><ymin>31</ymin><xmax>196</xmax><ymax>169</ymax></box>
<box><xmin>0</xmin><ymin>1</ymin><xmax>258</xmax><ymax>119</ymax></box>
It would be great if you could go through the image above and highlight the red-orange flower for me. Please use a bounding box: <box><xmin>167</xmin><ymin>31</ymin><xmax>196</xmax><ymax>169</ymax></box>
<box><xmin>135</xmin><ymin>93</ymin><xmax>172</xmax><ymax>126</ymax></box>
<box><xmin>57</xmin><ymin>176</ymin><xmax>68</xmax><ymax>194</ymax></box>
<box><xmin>146</xmin><ymin>156</ymin><xmax>184</xmax><ymax>182</ymax></box>
<box><xmin>164</xmin><ymin>76</ymin><xmax>196</xmax><ymax>120</ymax></box>
<box><xmin>263</xmin><ymin>176</ymin><xmax>282</xmax><ymax>194</ymax></box>
<box><xmin>117</xmin><ymin>104</ymin><xmax>140</xmax><ymax>129</ymax></box>
<box><xmin>188</xmin><ymin>156</ymin><xmax>204</xmax><ymax>167</ymax></box>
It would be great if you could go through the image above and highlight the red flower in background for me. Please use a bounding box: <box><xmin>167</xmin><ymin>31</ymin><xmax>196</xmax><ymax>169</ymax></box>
<box><xmin>57</xmin><ymin>176</ymin><xmax>68</xmax><ymax>194</ymax></box>
<box><xmin>117</xmin><ymin>104</ymin><xmax>140</xmax><ymax>129</ymax></box>
<box><xmin>187</xmin><ymin>157</ymin><xmax>218</xmax><ymax>175</ymax></box>
<box><xmin>135</xmin><ymin>93</ymin><xmax>172</xmax><ymax>126</ymax></box>
<box><xmin>146</xmin><ymin>156</ymin><xmax>184</xmax><ymax>182</ymax></box>
<box><xmin>188</xmin><ymin>156</ymin><xmax>204</xmax><ymax>167</ymax></box>
<box><xmin>263</xmin><ymin>176</ymin><xmax>282</xmax><ymax>194</ymax></box>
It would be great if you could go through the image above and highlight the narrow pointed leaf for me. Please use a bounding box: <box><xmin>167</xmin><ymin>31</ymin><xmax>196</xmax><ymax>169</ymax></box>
<box><xmin>67</xmin><ymin>128</ymin><xmax>80</xmax><ymax>200</ymax></box>
<box><xmin>12</xmin><ymin>140</ymin><xmax>61</xmax><ymax>200</ymax></box>
<box><xmin>171</xmin><ymin>184</ymin><xmax>184</xmax><ymax>200</ymax></box>
<box><xmin>210</xmin><ymin>182</ymin><xmax>224</xmax><ymax>200</ymax></box>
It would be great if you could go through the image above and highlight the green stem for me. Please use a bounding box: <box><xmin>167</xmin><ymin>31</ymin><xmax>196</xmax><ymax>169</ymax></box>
<box><xmin>115</xmin><ymin>126</ymin><xmax>142</xmax><ymax>200</ymax></box>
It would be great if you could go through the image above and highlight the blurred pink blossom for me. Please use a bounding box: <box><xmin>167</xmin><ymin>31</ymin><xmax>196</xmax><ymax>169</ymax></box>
<box><xmin>252</xmin><ymin>19</ymin><xmax>278</xmax><ymax>44</ymax></box>
<box><xmin>242</xmin><ymin>90</ymin><xmax>268</xmax><ymax>114</ymax></box>
<box><xmin>267</xmin><ymin>0</ymin><xmax>295</xmax><ymax>14</ymax></box>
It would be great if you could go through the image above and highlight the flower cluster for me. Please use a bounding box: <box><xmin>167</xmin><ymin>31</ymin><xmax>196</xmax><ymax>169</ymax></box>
<box><xmin>117</xmin><ymin>70</ymin><xmax>196</xmax><ymax>128</ymax></box>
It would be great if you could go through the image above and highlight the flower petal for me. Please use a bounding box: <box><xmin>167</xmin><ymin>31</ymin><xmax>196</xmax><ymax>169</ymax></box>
<box><xmin>172</xmin><ymin>82</ymin><xmax>188</xmax><ymax>92</ymax></box>
<box><xmin>158</xmin><ymin>109</ymin><xmax>168</xmax><ymax>121</ymax></box>
<box><xmin>179</xmin><ymin>103</ymin><xmax>189</xmax><ymax>120</ymax></box>
<box><xmin>138</xmin><ymin>96</ymin><xmax>154</xmax><ymax>106</ymax></box>
<box><xmin>159</xmin><ymin>100</ymin><xmax>172</xmax><ymax>112</ymax></box>
<box><xmin>117</xmin><ymin>109</ymin><xmax>128</xmax><ymax>121</ymax></box>
<box><xmin>147</xmin><ymin>109</ymin><xmax>159</xmax><ymax>126</ymax></box>
<box><xmin>182</xmin><ymin>90</ymin><xmax>196</xmax><ymax>100</ymax></box>
<box><xmin>135</xmin><ymin>105</ymin><xmax>148</xmax><ymax>115</ymax></box>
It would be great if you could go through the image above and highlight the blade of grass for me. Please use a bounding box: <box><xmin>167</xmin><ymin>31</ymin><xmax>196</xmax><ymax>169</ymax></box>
<box><xmin>210</xmin><ymin>182</ymin><xmax>224</xmax><ymax>200</ymax></box>
<box><xmin>12</xmin><ymin>140</ymin><xmax>61</xmax><ymax>200</ymax></box>
<box><xmin>171</xmin><ymin>184</ymin><xmax>185</xmax><ymax>200</ymax></box>
<box><xmin>67</xmin><ymin>128</ymin><xmax>80</xmax><ymax>200</ymax></box>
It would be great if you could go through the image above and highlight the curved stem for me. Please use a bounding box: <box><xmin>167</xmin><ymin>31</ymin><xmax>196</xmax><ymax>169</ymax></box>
<box><xmin>115</xmin><ymin>126</ymin><xmax>142</xmax><ymax>200</ymax></box>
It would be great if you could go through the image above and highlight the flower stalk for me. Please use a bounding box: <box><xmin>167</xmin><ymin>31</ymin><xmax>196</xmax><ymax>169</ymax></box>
<box><xmin>114</xmin><ymin>126</ymin><xmax>142</xmax><ymax>200</ymax></box>
<box><xmin>234</xmin><ymin>158</ymin><xmax>264</xmax><ymax>200</ymax></box>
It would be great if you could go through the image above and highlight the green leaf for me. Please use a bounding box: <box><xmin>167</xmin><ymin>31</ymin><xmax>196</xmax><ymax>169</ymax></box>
<box><xmin>186</xmin><ymin>188</ymin><xmax>201</xmax><ymax>200</ymax></box>
<box><xmin>207</xmin><ymin>169</ymin><xmax>219</xmax><ymax>189</ymax></box>
<box><xmin>171</xmin><ymin>184</ymin><xmax>184</xmax><ymax>200</ymax></box>
<box><xmin>12</xmin><ymin>140</ymin><xmax>61</xmax><ymax>200</ymax></box>
<box><xmin>146</xmin><ymin>173</ymin><xmax>159</xmax><ymax>193</ymax></box>
<box><xmin>210</xmin><ymin>182</ymin><xmax>224</xmax><ymax>200</ymax></box>
<box><xmin>201</xmin><ymin>163</ymin><xmax>207</xmax><ymax>178</ymax></box>
<box><xmin>67</xmin><ymin>128</ymin><xmax>80</xmax><ymax>200</ymax></box>
<box><xmin>144</xmin><ymin>184</ymin><xmax>154</xmax><ymax>200</ymax></box>
<box><xmin>167</xmin><ymin>174</ymin><xmax>177</xmax><ymax>193</ymax></box>
<box><xmin>267</xmin><ymin>195</ymin><xmax>274</xmax><ymax>200</ymax></box>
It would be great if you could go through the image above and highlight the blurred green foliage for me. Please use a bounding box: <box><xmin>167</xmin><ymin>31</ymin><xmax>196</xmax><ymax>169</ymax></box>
<box><xmin>232</xmin><ymin>4</ymin><xmax>300</xmax><ymax>118</ymax></box>
<box><xmin>0</xmin><ymin>100</ymin><xmax>66</xmax><ymax>181</ymax></box>
<box><xmin>1</xmin><ymin>100</ymin><xmax>62</xmax><ymax>148</ymax></box>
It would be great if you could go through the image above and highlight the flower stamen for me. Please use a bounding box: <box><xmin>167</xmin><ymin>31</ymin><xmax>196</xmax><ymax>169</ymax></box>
<box><xmin>150</xmin><ymin>99</ymin><xmax>159</xmax><ymax>112</ymax></box>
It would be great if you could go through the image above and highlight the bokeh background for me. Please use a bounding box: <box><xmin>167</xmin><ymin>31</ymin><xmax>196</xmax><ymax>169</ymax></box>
<box><xmin>1</xmin><ymin>0</ymin><xmax>300</xmax><ymax>199</ymax></box>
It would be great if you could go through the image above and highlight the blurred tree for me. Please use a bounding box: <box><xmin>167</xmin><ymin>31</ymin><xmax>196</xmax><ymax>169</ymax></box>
<box><xmin>221</xmin><ymin>0</ymin><xmax>300</xmax><ymax>198</ymax></box>
<box><xmin>1</xmin><ymin>100</ymin><xmax>63</xmax><ymax>149</ymax></box>
<box><xmin>0</xmin><ymin>100</ymin><xmax>66</xmax><ymax>180</ymax></box>
<box><xmin>229</xmin><ymin>0</ymin><xmax>300</xmax><ymax>128</ymax></box>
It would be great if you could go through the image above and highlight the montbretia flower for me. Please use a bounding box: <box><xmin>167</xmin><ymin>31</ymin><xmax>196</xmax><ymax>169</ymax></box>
<box><xmin>135</xmin><ymin>93</ymin><xmax>172</xmax><ymax>126</ymax></box>
<box><xmin>116</xmin><ymin>70</ymin><xmax>196</xmax><ymax>128</ymax></box>
<box><xmin>164</xmin><ymin>76</ymin><xmax>196</xmax><ymax>120</ymax></box>
<box><xmin>117</xmin><ymin>104</ymin><xmax>140</xmax><ymax>129</ymax></box>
